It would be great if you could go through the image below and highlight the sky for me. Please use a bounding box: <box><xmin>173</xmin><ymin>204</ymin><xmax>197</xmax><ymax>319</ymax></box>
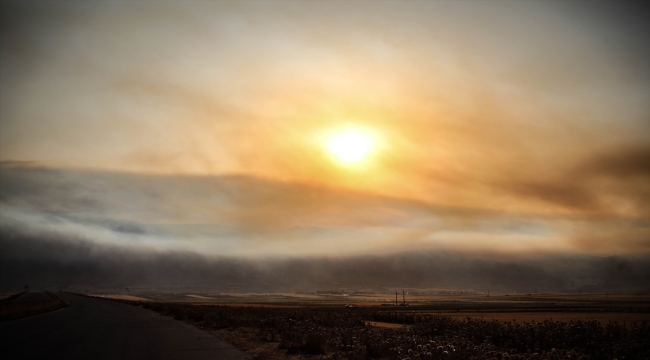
<box><xmin>0</xmin><ymin>1</ymin><xmax>649</xmax><ymax>291</ymax></box>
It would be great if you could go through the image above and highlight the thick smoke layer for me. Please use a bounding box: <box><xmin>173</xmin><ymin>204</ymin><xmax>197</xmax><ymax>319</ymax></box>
<box><xmin>1</xmin><ymin>164</ymin><xmax>648</xmax><ymax>293</ymax></box>
<box><xmin>1</xmin><ymin>227</ymin><xmax>648</xmax><ymax>293</ymax></box>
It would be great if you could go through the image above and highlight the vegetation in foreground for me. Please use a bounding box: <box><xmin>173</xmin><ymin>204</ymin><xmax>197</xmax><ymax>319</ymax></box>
<box><xmin>0</xmin><ymin>291</ymin><xmax>69</xmax><ymax>321</ymax></box>
<box><xmin>120</xmin><ymin>301</ymin><xmax>650</xmax><ymax>360</ymax></box>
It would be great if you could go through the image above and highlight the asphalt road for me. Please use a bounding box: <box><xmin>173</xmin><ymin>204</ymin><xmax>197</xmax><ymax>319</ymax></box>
<box><xmin>0</xmin><ymin>293</ymin><xmax>249</xmax><ymax>360</ymax></box>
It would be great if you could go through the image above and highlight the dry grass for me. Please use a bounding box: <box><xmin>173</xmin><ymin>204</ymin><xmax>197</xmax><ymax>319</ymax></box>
<box><xmin>91</xmin><ymin>294</ymin><xmax>151</xmax><ymax>302</ymax></box>
<box><xmin>365</xmin><ymin>321</ymin><xmax>407</xmax><ymax>329</ymax></box>
<box><xmin>87</xmin><ymin>291</ymin><xmax>650</xmax><ymax>359</ymax></box>
<box><xmin>94</xmin><ymin>291</ymin><xmax>650</xmax><ymax>326</ymax></box>
<box><xmin>441</xmin><ymin>311</ymin><xmax>650</xmax><ymax>325</ymax></box>
<box><xmin>210</xmin><ymin>327</ymin><xmax>294</xmax><ymax>360</ymax></box>
<box><xmin>122</xmin><ymin>299</ymin><xmax>649</xmax><ymax>359</ymax></box>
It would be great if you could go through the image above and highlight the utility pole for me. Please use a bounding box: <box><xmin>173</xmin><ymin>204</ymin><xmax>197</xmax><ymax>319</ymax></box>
<box><xmin>402</xmin><ymin>290</ymin><xmax>406</xmax><ymax>305</ymax></box>
<box><xmin>395</xmin><ymin>291</ymin><xmax>398</xmax><ymax>306</ymax></box>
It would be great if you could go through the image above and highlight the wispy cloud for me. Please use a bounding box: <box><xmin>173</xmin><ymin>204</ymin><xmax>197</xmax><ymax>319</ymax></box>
<box><xmin>1</xmin><ymin>164</ymin><xmax>647</xmax><ymax>258</ymax></box>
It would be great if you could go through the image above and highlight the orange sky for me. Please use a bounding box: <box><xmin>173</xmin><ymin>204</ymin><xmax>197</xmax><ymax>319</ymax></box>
<box><xmin>0</xmin><ymin>1</ymin><xmax>648</xmax><ymax>257</ymax></box>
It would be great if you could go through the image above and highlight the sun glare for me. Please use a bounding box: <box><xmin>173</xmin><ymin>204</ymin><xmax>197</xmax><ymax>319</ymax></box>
<box><xmin>326</xmin><ymin>129</ymin><xmax>374</xmax><ymax>165</ymax></box>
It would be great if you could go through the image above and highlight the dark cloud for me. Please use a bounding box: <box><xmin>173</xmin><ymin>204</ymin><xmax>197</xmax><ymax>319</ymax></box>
<box><xmin>59</xmin><ymin>213</ymin><xmax>148</xmax><ymax>235</ymax></box>
<box><xmin>494</xmin><ymin>146</ymin><xmax>650</xmax><ymax>215</ymax></box>
<box><xmin>579</xmin><ymin>146</ymin><xmax>650</xmax><ymax>179</ymax></box>
<box><xmin>1</xmin><ymin>227</ymin><xmax>648</xmax><ymax>293</ymax></box>
<box><xmin>506</xmin><ymin>182</ymin><xmax>597</xmax><ymax>210</ymax></box>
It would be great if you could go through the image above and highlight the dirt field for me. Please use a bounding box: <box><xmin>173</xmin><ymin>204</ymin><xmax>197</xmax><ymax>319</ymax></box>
<box><xmin>440</xmin><ymin>311</ymin><xmax>650</xmax><ymax>324</ymax></box>
<box><xmin>86</xmin><ymin>291</ymin><xmax>650</xmax><ymax>359</ymax></box>
<box><xmin>91</xmin><ymin>294</ymin><xmax>151</xmax><ymax>302</ymax></box>
<box><xmin>365</xmin><ymin>321</ymin><xmax>406</xmax><ymax>329</ymax></box>
<box><xmin>93</xmin><ymin>290</ymin><xmax>650</xmax><ymax>327</ymax></box>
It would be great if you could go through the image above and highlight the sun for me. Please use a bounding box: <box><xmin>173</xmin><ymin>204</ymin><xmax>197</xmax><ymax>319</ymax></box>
<box><xmin>325</xmin><ymin>128</ymin><xmax>374</xmax><ymax>165</ymax></box>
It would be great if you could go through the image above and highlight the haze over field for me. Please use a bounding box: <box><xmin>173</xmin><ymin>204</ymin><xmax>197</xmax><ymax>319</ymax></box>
<box><xmin>1</xmin><ymin>1</ymin><xmax>648</xmax><ymax>292</ymax></box>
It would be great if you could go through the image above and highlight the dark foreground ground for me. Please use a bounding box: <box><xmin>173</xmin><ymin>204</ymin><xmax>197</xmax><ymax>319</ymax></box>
<box><xmin>0</xmin><ymin>293</ymin><xmax>249</xmax><ymax>360</ymax></box>
<box><xmin>1</xmin><ymin>291</ymin><xmax>68</xmax><ymax>321</ymax></box>
<box><xmin>6</xmin><ymin>291</ymin><xmax>54</xmax><ymax>302</ymax></box>
<box><xmin>125</xmin><ymin>300</ymin><xmax>650</xmax><ymax>360</ymax></box>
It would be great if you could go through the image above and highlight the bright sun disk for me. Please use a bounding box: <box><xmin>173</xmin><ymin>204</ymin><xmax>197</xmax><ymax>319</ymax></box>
<box><xmin>326</xmin><ymin>129</ymin><xmax>373</xmax><ymax>164</ymax></box>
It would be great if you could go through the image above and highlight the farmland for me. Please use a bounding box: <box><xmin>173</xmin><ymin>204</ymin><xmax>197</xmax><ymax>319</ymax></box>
<box><xmin>90</xmin><ymin>291</ymin><xmax>650</xmax><ymax>360</ymax></box>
